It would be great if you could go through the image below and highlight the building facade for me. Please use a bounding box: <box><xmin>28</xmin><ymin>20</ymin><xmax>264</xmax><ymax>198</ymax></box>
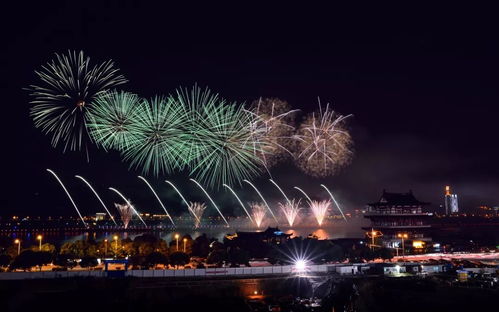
<box><xmin>444</xmin><ymin>185</ymin><xmax>459</xmax><ymax>214</ymax></box>
<box><xmin>363</xmin><ymin>190</ymin><xmax>433</xmax><ymax>250</ymax></box>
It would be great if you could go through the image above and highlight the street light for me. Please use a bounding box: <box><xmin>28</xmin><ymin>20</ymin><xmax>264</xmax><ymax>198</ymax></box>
<box><xmin>175</xmin><ymin>234</ymin><xmax>180</xmax><ymax>251</ymax></box>
<box><xmin>37</xmin><ymin>235</ymin><xmax>43</xmax><ymax>251</ymax></box>
<box><xmin>104</xmin><ymin>239</ymin><xmax>108</xmax><ymax>257</ymax></box>
<box><xmin>397</xmin><ymin>233</ymin><xmax>409</xmax><ymax>259</ymax></box>
<box><xmin>14</xmin><ymin>239</ymin><xmax>21</xmax><ymax>255</ymax></box>
<box><xmin>183</xmin><ymin>238</ymin><xmax>187</xmax><ymax>253</ymax></box>
<box><xmin>366</xmin><ymin>229</ymin><xmax>382</xmax><ymax>251</ymax></box>
<box><xmin>113</xmin><ymin>235</ymin><xmax>119</xmax><ymax>255</ymax></box>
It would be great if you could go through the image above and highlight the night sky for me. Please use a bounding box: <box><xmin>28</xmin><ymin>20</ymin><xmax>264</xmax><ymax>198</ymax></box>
<box><xmin>2</xmin><ymin>3</ymin><xmax>499</xmax><ymax>217</ymax></box>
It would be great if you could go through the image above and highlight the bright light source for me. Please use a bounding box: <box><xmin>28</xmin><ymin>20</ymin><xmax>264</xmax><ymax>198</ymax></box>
<box><xmin>295</xmin><ymin>259</ymin><xmax>307</xmax><ymax>272</ymax></box>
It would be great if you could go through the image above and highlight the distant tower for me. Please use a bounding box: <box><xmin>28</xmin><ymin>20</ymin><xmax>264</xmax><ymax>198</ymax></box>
<box><xmin>444</xmin><ymin>186</ymin><xmax>459</xmax><ymax>214</ymax></box>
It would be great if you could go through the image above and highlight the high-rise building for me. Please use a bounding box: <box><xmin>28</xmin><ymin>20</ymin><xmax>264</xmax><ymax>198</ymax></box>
<box><xmin>444</xmin><ymin>186</ymin><xmax>459</xmax><ymax>214</ymax></box>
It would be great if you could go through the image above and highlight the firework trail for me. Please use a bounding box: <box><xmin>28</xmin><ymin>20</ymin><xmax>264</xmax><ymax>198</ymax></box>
<box><xmin>223</xmin><ymin>184</ymin><xmax>254</xmax><ymax>223</ymax></box>
<box><xmin>270</xmin><ymin>179</ymin><xmax>292</xmax><ymax>205</ymax></box>
<box><xmin>294</xmin><ymin>186</ymin><xmax>313</xmax><ymax>203</ymax></box>
<box><xmin>86</xmin><ymin>90</ymin><xmax>140</xmax><ymax>151</ymax></box>
<box><xmin>138</xmin><ymin>176</ymin><xmax>175</xmax><ymax>226</ymax></box>
<box><xmin>190</xmin><ymin>179</ymin><xmax>229</xmax><ymax>226</ymax></box>
<box><xmin>246</xmin><ymin>98</ymin><xmax>299</xmax><ymax>168</ymax></box>
<box><xmin>75</xmin><ymin>175</ymin><xmax>117</xmax><ymax>226</ymax></box>
<box><xmin>279</xmin><ymin>199</ymin><xmax>302</xmax><ymax>227</ymax></box>
<box><xmin>108</xmin><ymin>187</ymin><xmax>147</xmax><ymax>226</ymax></box>
<box><xmin>165</xmin><ymin>180</ymin><xmax>200</xmax><ymax>224</ymax></box>
<box><xmin>115</xmin><ymin>203</ymin><xmax>133</xmax><ymax>229</ymax></box>
<box><xmin>294</xmin><ymin>101</ymin><xmax>353</xmax><ymax>177</ymax></box>
<box><xmin>46</xmin><ymin>169</ymin><xmax>87</xmax><ymax>227</ymax></box>
<box><xmin>28</xmin><ymin>51</ymin><xmax>127</xmax><ymax>157</ymax></box>
<box><xmin>244</xmin><ymin>179</ymin><xmax>279</xmax><ymax>224</ymax></box>
<box><xmin>189</xmin><ymin>202</ymin><xmax>206</xmax><ymax>228</ymax></box>
<box><xmin>249</xmin><ymin>203</ymin><xmax>266</xmax><ymax>228</ymax></box>
<box><xmin>320</xmin><ymin>184</ymin><xmax>347</xmax><ymax>222</ymax></box>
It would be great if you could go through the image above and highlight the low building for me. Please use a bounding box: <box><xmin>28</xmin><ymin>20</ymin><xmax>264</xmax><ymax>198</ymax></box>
<box><xmin>363</xmin><ymin>190</ymin><xmax>433</xmax><ymax>250</ymax></box>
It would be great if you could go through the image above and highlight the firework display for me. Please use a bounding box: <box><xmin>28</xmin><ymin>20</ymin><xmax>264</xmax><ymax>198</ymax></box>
<box><xmin>308</xmin><ymin>200</ymin><xmax>331</xmax><ymax>226</ymax></box>
<box><xmin>247</xmin><ymin>98</ymin><xmax>298</xmax><ymax>168</ymax></box>
<box><xmin>86</xmin><ymin>90</ymin><xmax>140</xmax><ymax>151</ymax></box>
<box><xmin>189</xmin><ymin>202</ymin><xmax>206</xmax><ymax>228</ymax></box>
<box><xmin>294</xmin><ymin>103</ymin><xmax>353</xmax><ymax>177</ymax></box>
<box><xmin>173</xmin><ymin>86</ymin><xmax>264</xmax><ymax>187</ymax></box>
<box><xmin>28</xmin><ymin>50</ymin><xmax>127</xmax><ymax>155</ymax></box>
<box><xmin>122</xmin><ymin>95</ymin><xmax>188</xmax><ymax>176</ymax></box>
<box><xmin>249</xmin><ymin>202</ymin><xmax>267</xmax><ymax>228</ymax></box>
<box><xmin>115</xmin><ymin>203</ymin><xmax>134</xmax><ymax>229</ymax></box>
<box><xmin>279</xmin><ymin>198</ymin><xmax>301</xmax><ymax>226</ymax></box>
<box><xmin>30</xmin><ymin>52</ymin><xmax>354</xmax><ymax>188</ymax></box>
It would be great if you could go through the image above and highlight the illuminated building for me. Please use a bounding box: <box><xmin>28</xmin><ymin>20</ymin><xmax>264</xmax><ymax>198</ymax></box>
<box><xmin>363</xmin><ymin>190</ymin><xmax>433</xmax><ymax>249</ymax></box>
<box><xmin>95</xmin><ymin>213</ymin><xmax>106</xmax><ymax>221</ymax></box>
<box><xmin>444</xmin><ymin>186</ymin><xmax>459</xmax><ymax>215</ymax></box>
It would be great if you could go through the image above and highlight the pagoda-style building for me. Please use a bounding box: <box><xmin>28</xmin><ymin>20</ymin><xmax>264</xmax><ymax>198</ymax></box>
<box><xmin>363</xmin><ymin>190</ymin><xmax>433</xmax><ymax>250</ymax></box>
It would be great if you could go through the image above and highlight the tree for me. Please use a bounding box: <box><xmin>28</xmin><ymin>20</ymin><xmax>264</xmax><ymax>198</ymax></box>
<box><xmin>377</xmin><ymin>248</ymin><xmax>394</xmax><ymax>261</ymax></box>
<box><xmin>0</xmin><ymin>254</ymin><xmax>12</xmax><ymax>267</ymax></box>
<box><xmin>30</xmin><ymin>243</ymin><xmax>56</xmax><ymax>253</ymax></box>
<box><xmin>206</xmin><ymin>249</ymin><xmax>227</xmax><ymax>266</ymax></box>
<box><xmin>227</xmin><ymin>247</ymin><xmax>250</xmax><ymax>267</ymax></box>
<box><xmin>144</xmin><ymin>252</ymin><xmax>169</xmax><ymax>268</ymax></box>
<box><xmin>10</xmin><ymin>250</ymin><xmax>38</xmax><ymax>271</ymax></box>
<box><xmin>325</xmin><ymin>244</ymin><xmax>345</xmax><ymax>262</ymax></box>
<box><xmin>53</xmin><ymin>253</ymin><xmax>77</xmax><ymax>269</ymax></box>
<box><xmin>60</xmin><ymin>240</ymin><xmax>97</xmax><ymax>258</ymax></box>
<box><xmin>191</xmin><ymin>234</ymin><xmax>210</xmax><ymax>258</ymax></box>
<box><xmin>169</xmin><ymin>252</ymin><xmax>190</xmax><ymax>267</ymax></box>
<box><xmin>79</xmin><ymin>256</ymin><xmax>98</xmax><ymax>268</ymax></box>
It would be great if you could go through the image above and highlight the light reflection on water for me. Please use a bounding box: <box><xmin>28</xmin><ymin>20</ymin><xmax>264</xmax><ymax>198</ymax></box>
<box><xmin>1</xmin><ymin>218</ymin><xmax>369</xmax><ymax>245</ymax></box>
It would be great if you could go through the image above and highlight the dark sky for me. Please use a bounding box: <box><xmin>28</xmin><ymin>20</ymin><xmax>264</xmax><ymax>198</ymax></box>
<box><xmin>2</xmin><ymin>2</ymin><xmax>499</xmax><ymax>217</ymax></box>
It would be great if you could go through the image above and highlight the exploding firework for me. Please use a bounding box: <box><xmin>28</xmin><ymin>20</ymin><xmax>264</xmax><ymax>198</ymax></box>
<box><xmin>86</xmin><ymin>90</ymin><xmax>140</xmax><ymax>151</ymax></box>
<box><xmin>294</xmin><ymin>102</ymin><xmax>353</xmax><ymax>177</ymax></box>
<box><xmin>108</xmin><ymin>187</ymin><xmax>147</xmax><ymax>226</ymax></box>
<box><xmin>249</xmin><ymin>203</ymin><xmax>267</xmax><ymax>228</ymax></box>
<box><xmin>308</xmin><ymin>200</ymin><xmax>331</xmax><ymax>226</ymax></box>
<box><xmin>115</xmin><ymin>203</ymin><xmax>134</xmax><ymax>229</ymax></box>
<box><xmin>122</xmin><ymin>95</ymin><xmax>189</xmax><ymax>176</ymax></box>
<box><xmin>247</xmin><ymin>98</ymin><xmax>298</xmax><ymax>168</ymax></box>
<box><xmin>189</xmin><ymin>202</ymin><xmax>206</xmax><ymax>228</ymax></box>
<box><xmin>28</xmin><ymin>51</ymin><xmax>127</xmax><ymax>156</ymax></box>
<box><xmin>279</xmin><ymin>199</ymin><xmax>302</xmax><ymax>227</ymax></box>
<box><xmin>171</xmin><ymin>85</ymin><xmax>263</xmax><ymax>188</ymax></box>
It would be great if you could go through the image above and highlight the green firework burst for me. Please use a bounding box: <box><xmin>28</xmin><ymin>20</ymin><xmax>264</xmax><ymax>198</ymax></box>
<box><xmin>86</xmin><ymin>90</ymin><xmax>141</xmax><ymax>150</ymax></box>
<box><xmin>172</xmin><ymin>85</ymin><xmax>264</xmax><ymax>188</ymax></box>
<box><xmin>27</xmin><ymin>50</ymin><xmax>127</xmax><ymax>154</ymax></box>
<box><xmin>121</xmin><ymin>95</ymin><xmax>189</xmax><ymax>176</ymax></box>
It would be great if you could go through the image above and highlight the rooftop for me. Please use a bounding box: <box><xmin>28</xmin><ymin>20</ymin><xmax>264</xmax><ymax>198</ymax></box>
<box><xmin>368</xmin><ymin>190</ymin><xmax>430</xmax><ymax>206</ymax></box>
